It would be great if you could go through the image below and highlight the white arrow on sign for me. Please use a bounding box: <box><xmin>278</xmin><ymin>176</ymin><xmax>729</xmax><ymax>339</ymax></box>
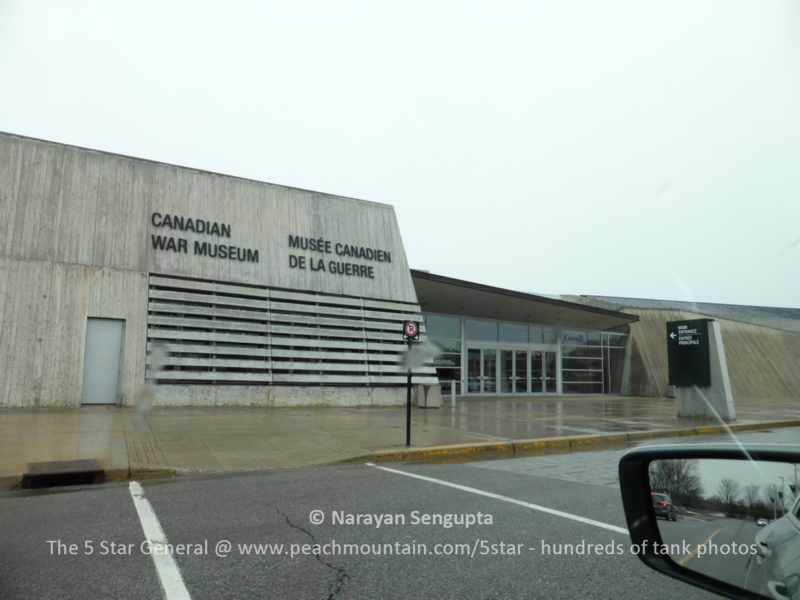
<box><xmin>669</xmin><ymin>332</ymin><xmax>677</xmax><ymax>340</ymax></box>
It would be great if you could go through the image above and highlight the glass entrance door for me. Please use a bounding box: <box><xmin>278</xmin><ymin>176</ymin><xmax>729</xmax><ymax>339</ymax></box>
<box><xmin>483</xmin><ymin>349</ymin><xmax>497</xmax><ymax>393</ymax></box>
<box><xmin>466</xmin><ymin>347</ymin><xmax>551</xmax><ymax>394</ymax></box>
<box><xmin>500</xmin><ymin>350</ymin><xmax>513</xmax><ymax>393</ymax></box>
<box><xmin>514</xmin><ymin>350</ymin><xmax>528</xmax><ymax>393</ymax></box>
<box><xmin>530</xmin><ymin>351</ymin><xmax>543</xmax><ymax>393</ymax></box>
<box><xmin>467</xmin><ymin>348</ymin><xmax>498</xmax><ymax>393</ymax></box>
<box><xmin>545</xmin><ymin>351</ymin><xmax>557</xmax><ymax>393</ymax></box>
<box><xmin>467</xmin><ymin>348</ymin><xmax>482</xmax><ymax>393</ymax></box>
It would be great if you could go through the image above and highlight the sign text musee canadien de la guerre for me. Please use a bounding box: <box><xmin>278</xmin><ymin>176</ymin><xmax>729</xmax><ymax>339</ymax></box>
<box><xmin>149</xmin><ymin>212</ymin><xmax>391</xmax><ymax>279</ymax></box>
<box><xmin>287</xmin><ymin>234</ymin><xmax>391</xmax><ymax>279</ymax></box>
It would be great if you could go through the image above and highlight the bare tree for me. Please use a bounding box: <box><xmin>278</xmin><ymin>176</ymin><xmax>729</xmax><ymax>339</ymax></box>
<box><xmin>649</xmin><ymin>459</ymin><xmax>703</xmax><ymax>506</ymax></box>
<box><xmin>717</xmin><ymin>478</ymin><xmax>740</xmax><ymax>507</ymax></box>
<box><xmin>744</xmin><ymin>483</ymin><xmax>761</xmax><ymax>511</ymax></box>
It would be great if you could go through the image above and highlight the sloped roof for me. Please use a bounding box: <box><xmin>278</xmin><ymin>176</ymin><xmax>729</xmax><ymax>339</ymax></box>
<box><xmin>411</xmin><ymin>271</ymin><xmax>637</xmax><ymax>330</ymax></box>
<box><xmin>568</xmin><ymin>295</ymin><xmax>800</xmax><ymax>334</ymax></box>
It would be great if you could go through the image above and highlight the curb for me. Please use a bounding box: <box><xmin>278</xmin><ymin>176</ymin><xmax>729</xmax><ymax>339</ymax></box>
<box><xmin>0</xmin><ymin>476</ymin><xmax>21</xmax><ymax>491</ymax></box>
<box><xmin>2</xmin><ymin>418</ymin><xmax>798</xmax><ymax>489</ymax></box>
<box><xmin>0</xmin><ymin>467</ymin><xmax>177</xmax><ymax>491</ymax></box>
<box><xmin>130</xmin><ymin>468</ymin><xmax>177</xmax><ymax>481</ymax></box>
<box><xmin>349</xmin><ymin>418</ymin><xmax>800</xmax><ymax>464</ymax></box>
<box><xmin>107</xmin><ymin>467</ymin><xmax>177</xmax><ymax>482</ymax></box>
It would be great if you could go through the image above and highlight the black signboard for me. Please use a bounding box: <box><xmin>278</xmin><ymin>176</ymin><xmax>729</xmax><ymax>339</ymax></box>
<box><xmin>666</xmin><ymin>319</ymin><xmax>712</xmax><ymax>387</ymax></box>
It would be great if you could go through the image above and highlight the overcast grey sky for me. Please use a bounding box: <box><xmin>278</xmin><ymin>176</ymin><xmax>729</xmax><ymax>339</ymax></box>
<box><xmin>1</xmin><ymin>1</ymin><xmax>798</xmax><ymax>307</ymax></box>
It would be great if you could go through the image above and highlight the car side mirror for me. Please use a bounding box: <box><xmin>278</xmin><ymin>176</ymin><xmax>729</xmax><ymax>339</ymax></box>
<box><xmin>618</xmin><ymin>445</ymin><xmax>800</xmax><ymax>600</ymax></box>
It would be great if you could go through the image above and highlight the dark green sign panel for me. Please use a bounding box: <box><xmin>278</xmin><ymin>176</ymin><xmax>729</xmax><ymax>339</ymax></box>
<box><xmin>666</xmin><ymin>319</ymin><xmax>711</xmax><ymax>387</ymax></box>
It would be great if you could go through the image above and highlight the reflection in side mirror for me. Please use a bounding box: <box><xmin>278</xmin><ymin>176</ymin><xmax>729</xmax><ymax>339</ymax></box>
<box><xmin>649</xmin><ymin>457</ymin><xmax>800</xmax><ymax>599</ymax></box>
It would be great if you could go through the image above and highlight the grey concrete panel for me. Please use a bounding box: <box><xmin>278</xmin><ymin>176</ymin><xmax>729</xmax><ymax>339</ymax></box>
<box><xmin>0</xmin><ymin>133</ymin><xmax>418</xmax><ymax>302</ymax></box>
<box><xmin>0</xmin><ymin>133</ymin><xmax>434</xmax><ymax>407</ymax></box>
<box><xmin>0</xmin><ymin>256</ymin><xmax>147</xmax><ymax>407</ymax></box>
<box><xmin>626</xmin><ymin>308</ymin><xmax>800</xmax><ymax>406</ymax></box>
<box><xmin>148</xmin><ymin>385</ymin><xmax>408</xmax><ymax>407</ymax></box>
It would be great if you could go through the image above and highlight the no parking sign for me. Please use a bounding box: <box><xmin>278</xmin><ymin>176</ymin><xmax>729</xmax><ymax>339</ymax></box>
<box><xmin>402</xmin><ymin>320</ymin><xmax>419</xmax><ymax>340</ymax></box>
<box><xmin>401</xmin><ymin>320</ymin><xmax>419</xmax><ymax>447</ymax></box>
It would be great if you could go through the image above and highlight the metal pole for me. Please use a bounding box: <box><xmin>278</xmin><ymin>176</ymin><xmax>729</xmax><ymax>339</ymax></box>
<box><xmin>406</xmin><ymin>339</ymin><xmax>412</xmax><ymax>447</ymax></box>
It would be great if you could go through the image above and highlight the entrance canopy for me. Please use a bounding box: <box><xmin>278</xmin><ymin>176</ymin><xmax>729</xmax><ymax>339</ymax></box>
<box><xmin>411</xmin><ymin>270</ymin><xmax>638</xmax><ymax>331</ymax></box>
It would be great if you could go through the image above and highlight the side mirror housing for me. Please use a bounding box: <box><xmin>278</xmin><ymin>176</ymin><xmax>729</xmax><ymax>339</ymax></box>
<box><xmin>619</xmin><ymin>445</ymin><xmax>800</xmax><ymax>600</ymax></box>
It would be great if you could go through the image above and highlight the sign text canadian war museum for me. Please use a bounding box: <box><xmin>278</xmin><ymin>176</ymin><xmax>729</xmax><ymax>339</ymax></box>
<box><xmin>150</xmin><ymin>212</ymin><xmax>260</xmax><ymax>262</ymax></box>
<box><xmin>148</xmin><ymin>213</ymin><xmax>392</xmax><ymax>279</ymax></box>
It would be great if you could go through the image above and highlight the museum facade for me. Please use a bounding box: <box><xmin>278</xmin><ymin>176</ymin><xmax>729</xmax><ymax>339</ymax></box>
<box><xmin>0</xmin><ymin>132</ymin><xmax>637</xmax><ymax>408</ymax></box>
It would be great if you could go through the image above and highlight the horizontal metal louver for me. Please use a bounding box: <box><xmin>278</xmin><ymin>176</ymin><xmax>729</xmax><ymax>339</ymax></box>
<box><xmin>146</xmin><ymin>273</ymin><xmax>438</xmax><ymax>386</ymax></box>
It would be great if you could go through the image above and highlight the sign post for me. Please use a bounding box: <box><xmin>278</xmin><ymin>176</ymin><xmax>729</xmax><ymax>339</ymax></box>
<box><xmin>402</xmin><ymin>320</ymin><xmax>419</xmax><ymax>447</ymax></box>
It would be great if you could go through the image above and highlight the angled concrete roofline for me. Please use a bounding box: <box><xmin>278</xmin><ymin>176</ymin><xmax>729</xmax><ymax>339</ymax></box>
<box><xmin>578</xmin><ymin>294</ymin><xmax>800</xmax><ymax>314</ymax></box>
<box><xmin>573</xmin><ymin>293</ymin><xmax>800</xmax><ymax>334</ymax></box>
<box><xmin>0</xmin><ymin>130</ymin><xmax>393</xmax><ymax>210</ymax></box>
<box><xmin>411</xmin><ymin>269</ymin><xmax>639</xmax><ymax>329</ymax></box>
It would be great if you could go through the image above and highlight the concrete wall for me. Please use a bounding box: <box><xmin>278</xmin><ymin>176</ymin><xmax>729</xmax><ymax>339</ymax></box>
<box><xmin>0</xmin><ymin>133</ymin><xmax>416</xmax><ymax>301</ymax></box>
<box><xmin>625</xmin><ymin>308</ymin><xmax>800</xmax><ymax>406</ymax></box>
<box><xmin>0</xmin><ymin>133</ymin><xmax>427</xmax><ymax>408</ymax></box>
<box><xmin>148</xmin><ymin>385</ymin><xmax>407</xmax><ymax>408</ymax></box>
<box><xmin>0</xmin><ymin>257</ymin><xmax>147</xmax><ymax>407</ymax></box>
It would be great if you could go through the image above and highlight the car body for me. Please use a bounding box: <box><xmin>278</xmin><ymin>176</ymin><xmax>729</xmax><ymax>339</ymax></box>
<box><xmin>746</xmin><ymin>496</ymin><xmax>800</xmax><ymax>599</ymax></box>
<box><xmin>757</xmin><ymin>518</ymin><xmax>769</xmax><ymax>527</ymax></box>
<box><xmin>651</xmin><ymin>492</ymin><xmax>677</xmax><ymax>521</ymax></box>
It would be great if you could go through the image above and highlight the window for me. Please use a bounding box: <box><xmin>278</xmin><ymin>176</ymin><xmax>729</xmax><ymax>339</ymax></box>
<box><xmin>499</xmin><ymin>321</ymin><xmax>528</xmax><ymax>343</ymax></box>
<box><xmin>423</xmin><ymin>313</ymin><xmax>462</xmax><ymax>386</ymax></box>
<box><xmin>465</xmin><ymin>319</ymin><xmax>498</xmax><ymax>342</ymax></box>
<box><xmin>562</xmin><ymin>330</ymin><xmax>587</xmax><ymax>345</ymax></box>
<box><xmin>561</xmin><ymin>330</ymin><xmax>628</xmax><ymax>394</ymax></box>
<box><xmin>561</xmin><ymin>330</ymin><xmax>603</xmax><ymax>393</ymax></box>
<box><xmin>424</xmin><ymin>313</ymin><xmax>461</xmax><ymax>352</ymax></box>
<box><xmin>425</xmin><ymin>314</ymin><xmax>460</xmax><ymax>339</ymax></box>
<box><xmin>529</xmin><ymin>325</ymin><xmax>557</xmax><ymax>344</ymax></box>
<box><xmin>542</xmin><ymin>328</ymin><xmax>558</xmax><ymax>344</ymax></box>
<box><xmin>602</xmin><ymin>332</ymin><xmax>628</xmax><ymax>394</ymax></box>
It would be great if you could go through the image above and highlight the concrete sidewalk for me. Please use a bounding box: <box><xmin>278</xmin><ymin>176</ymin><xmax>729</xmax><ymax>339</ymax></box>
<box><xmin>2</xmin><ymin>395</ymin><xmax>799</xmax><ymax>487</ymax></box>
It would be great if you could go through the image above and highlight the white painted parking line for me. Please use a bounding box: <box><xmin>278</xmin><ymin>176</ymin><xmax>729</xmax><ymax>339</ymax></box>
<box><xmin>129</xmin><ymin>481</ymin><xmax>192</xmax><ymax>600</ymax></box>
<box><xmin>367</xmin><ymin>463</ymin><xmax>628</xmax><ymax>535</ymax></box>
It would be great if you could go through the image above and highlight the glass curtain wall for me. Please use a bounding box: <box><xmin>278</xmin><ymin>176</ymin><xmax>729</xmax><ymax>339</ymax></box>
<box><xmin>602</xmin><ymin>332</ymin><xmax>627</xmax><ymax>393</ymax></box>
<box><xmin>561</xmin><ymin>330</ymin><xmax>628</xmax><ymax>394</ymax></box>
<box><xmin>425</xmin><ymin>313</ymin><xmax>627</xmax><ymax>395</ymax></box>
<box><xmin>423</xmin><ymin>314</ymin><xmax>462</xmax><ymax>387</ymax></box>
<box><xmin>561</xmin><ymin>330</ymin><xmax>603</xmax><ymax>393</ymax></box>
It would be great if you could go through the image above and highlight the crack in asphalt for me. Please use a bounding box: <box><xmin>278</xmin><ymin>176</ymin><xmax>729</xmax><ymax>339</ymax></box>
<box><xmin>276</xmin><ymin>507</ymin><xmax>350</xmax><ymax>600</ymax></box>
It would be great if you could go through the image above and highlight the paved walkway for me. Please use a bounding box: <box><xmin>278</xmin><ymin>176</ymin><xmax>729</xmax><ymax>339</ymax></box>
<box><xmin>1</xmin><ymin>395</ymin><xmax>798</xmax><ymax>485</ymax></box>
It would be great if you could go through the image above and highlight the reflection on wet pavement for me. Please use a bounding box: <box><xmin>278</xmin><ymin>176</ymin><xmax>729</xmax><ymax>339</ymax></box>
<box><xmin>469</xmin><ymin>426</ymin><xmax>800</xmax><ymax>488</ymax></box>
<box><xmin>418</xmin><ymin>395</ymin><xmax>800</xmax><ymax>440</ymax></box>
<box><xmin>0</xmin><ymin>395</ymin><xmax>797</xmax><ymax>481</ymax></box>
